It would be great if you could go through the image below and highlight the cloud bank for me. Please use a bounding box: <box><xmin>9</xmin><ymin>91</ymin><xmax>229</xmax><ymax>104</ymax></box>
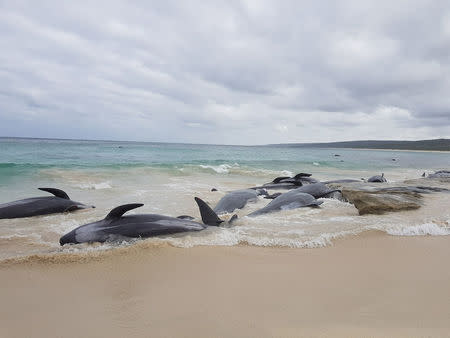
<box><xmin>1</xmin><ymin>0</ymin><xmax>449</xmax><ymax>144</ymax></box>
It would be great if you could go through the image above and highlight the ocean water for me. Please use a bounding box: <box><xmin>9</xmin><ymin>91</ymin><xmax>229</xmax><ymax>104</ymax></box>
<box><xmin>0</xmin><ymin>137</ymin><xmax>449</xmax><ymax>260</ymax></box>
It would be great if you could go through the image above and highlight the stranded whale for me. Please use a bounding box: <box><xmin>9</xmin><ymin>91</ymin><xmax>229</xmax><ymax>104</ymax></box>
<box><xmin>60</xmin><ymin>197</ymin><xmax>223</xmax><ymax>245</ymax></box>
<box><xmin>292</xmin><ymin>183</ymin><xmax>341</xmax><ymax>199</ymax></box>
<box><xmin>0</xmin><ymin>188</ymin><xmax>94</xmax><ymax>219</ymax></box>
<box><xmin>213</xmin><ymin>189</ymin><xmax>267</xmax><ymax>215</ymax></box>
<box><xmin>247</xmin><ymin>190</ymin><xmax>322</xmax><ymax>217</ymax></box>
<box><xmin>368</xmin><ymin>173</ymin><xmax>387</xmax><ymax>183</ymax></box>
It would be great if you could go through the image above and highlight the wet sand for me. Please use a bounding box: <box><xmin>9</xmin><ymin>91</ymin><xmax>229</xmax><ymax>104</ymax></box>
<box><xmin>1</xmin><ymin>231</ymin><xmax>450</xmax><ymax>338</ymax></box>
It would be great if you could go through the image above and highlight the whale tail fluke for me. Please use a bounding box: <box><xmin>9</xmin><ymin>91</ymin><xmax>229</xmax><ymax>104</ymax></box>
<box><xmin>194</xmin><ymin>197</ymin><xmax>224</xmax><ymax>226</ymax></box>
<box><xmin>38</xmin><ymin>188</ymin><xmax>70</xmax><ymax>200</ymax></box>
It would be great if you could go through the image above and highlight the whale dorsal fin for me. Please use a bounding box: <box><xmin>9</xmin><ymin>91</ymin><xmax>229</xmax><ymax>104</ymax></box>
<box><xmin>39</xmin><ymin>188</ymin><xmax>70</xmax><ymax>199</ymax></box>
<box><xmin>272</xmin><ymin>176</ymin><xmax>290</xmax><ymax>183</ymax></box>
<box><xmin>105</xmin><ymin>203</ymin><xmax>143</xmax><ymax>220</ymax></box>
<box><xmin>194</xmin><ymin>197</ymin><xmax>223</xmax><ymax>226</ymax></box>
<box><xmin>294</xmin><ymin>173</ymin><xmax>312</xmax><ymax>179</ymax></box>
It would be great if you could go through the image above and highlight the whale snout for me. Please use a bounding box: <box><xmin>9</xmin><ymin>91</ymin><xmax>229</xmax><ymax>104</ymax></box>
<box><xmin>78</xmin><ymin>204</ymin><xmax>95</xmax><ymax>209</ymax></box>
<box><xmin>60</xmin><ymin>230</ymin><xmax>77</xmax><ymax>246</ymax></box>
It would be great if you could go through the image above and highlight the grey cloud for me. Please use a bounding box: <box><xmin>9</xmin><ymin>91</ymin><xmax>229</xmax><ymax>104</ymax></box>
<box><xmin>0</xmin><ymin>0</ymin><xmax>449</xmax><ymax>144</ymax></box>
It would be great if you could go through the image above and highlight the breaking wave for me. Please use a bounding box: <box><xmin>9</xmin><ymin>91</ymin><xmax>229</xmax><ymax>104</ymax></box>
<box><xmin>75</xmin><ymin>182</ymin><xmax>112</xmax><ymax>190</ymax></box>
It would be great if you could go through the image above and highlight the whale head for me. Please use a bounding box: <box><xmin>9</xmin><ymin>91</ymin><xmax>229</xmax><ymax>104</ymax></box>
<box><xmin>60</xmin><ymin>229</ymin><xmax>77</xmax><ymax>245</ymax></box>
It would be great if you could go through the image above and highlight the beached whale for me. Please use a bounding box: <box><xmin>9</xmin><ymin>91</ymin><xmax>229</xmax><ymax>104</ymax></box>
<box><xmin>428</xmin><ymin>170</ymin><xmax>450</xmax><ymax>179</ymax></box>
<box><xmin>252</xmin><ymin>182</ymin><xmax>299</xmax><ymax>190</ymax></box>
<box><xmin>270</xmin><ymin>173</ymin><xmax>318</xmax><ymax>184</ymax></box>
<box><xmin>368</xmin><ymin>173</ymin><xmax>387</xmax><ymax>183</ymax></box>
<box><xmin>247</xmin><ymin>190</ymin><xmax>322</xmax><ymax>217</ymax></box>
<box><xmin>292</xmin><ymin>183</ymin><xmax>341</xmax><ymax>198</ymax></box>
<box><xmin>259</xmin><ymin>173</ymin><xmax>320</xmax><ymax>190</ymax></box>
<box><xmin>271</xmin><ymin>173</ymin><xmax>311</xmax><ymax>184</ymax></box>
<box><xmin>252</xmin><ymin>174</ymin><xmax>321</xmax><ymax>191</ymax></box>
<box><xmin>213</xmin><ymin>189</ymin><xmax>267</xmax><ymax>215</ymax></box>
<box><xmin>0</xmin><ymin>188</ymin><xmax>94</xmax><ymax>219</ymax></box>
<box><xmin>59</xmin><ymin>197</ymin><xmax>223</xmax><ymax>245</ymax></box>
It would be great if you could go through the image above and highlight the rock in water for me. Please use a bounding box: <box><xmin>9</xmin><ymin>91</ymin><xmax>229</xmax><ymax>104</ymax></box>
<box><xmin>340</xmin><ymin>188</ymin><xmax>422</xmax><ymax>215</ymax></box>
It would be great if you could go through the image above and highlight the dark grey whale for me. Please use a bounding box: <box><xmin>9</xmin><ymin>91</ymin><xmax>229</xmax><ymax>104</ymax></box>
<box><xmin>428</xmin><ymin>170</ymin><xmax>450</xmax><ymax>179</ymax></box>
<box><xmin>252</xmin><ymin>177</ymin><xmax>319</xmax><ymax>191</ymax></box>
<box><xmin>247</xmin><ymin>190</ymin><xmax>322</xmax><ymax>217</ymax></box>
<box><xmin>60</xmin><ymin>197</ymin><xmax>223</xmax><ymax>245</ymax></box>
<box><xmin>253</xmin><ymin>182</ymin><xmax>299</xmax><ymax>190</ymax></box>
<box><xmin>257</xmin><ymin>173</ymin><xmax>319</xmax><ymax>190</ymax></box>
<box><xmin>368</xmin><ymin>173</ymin><xmax>387</xmax><ymax>182</ymax></box>
<box><xmin>293</xmin><ymin>183</ymin><xmax>341</xmax><ymax>199</ymax></box>
<box><xmin>213</xmin><ymin>189</ymin><xmax>267</xmax><ymax>215</ymax></box>
<box><xmin>0</xmin><ymin>188</ymin><xmax>94</xmax><ymax>219</ymax></box>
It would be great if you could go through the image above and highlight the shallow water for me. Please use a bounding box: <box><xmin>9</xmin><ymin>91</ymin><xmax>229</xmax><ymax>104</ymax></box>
<box><xmin>0</xmin><ymin>138</ymin><xmax>449</xmax><ymax>261</ymax></box>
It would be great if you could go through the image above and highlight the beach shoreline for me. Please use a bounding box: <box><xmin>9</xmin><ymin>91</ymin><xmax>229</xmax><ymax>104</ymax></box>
<box><xmin>1</xmin><ymin>231</ymin><xmax>449</xmax><ymax>338</ymax></box>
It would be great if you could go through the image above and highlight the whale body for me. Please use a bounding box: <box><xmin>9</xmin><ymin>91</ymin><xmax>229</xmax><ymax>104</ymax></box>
<box><xmin>292</xmin><ymin>183</ymin><xmax>341</xmax><ymax>199</ymax></box>
<box><xmin>213</xmin><ymin>189</ymin><xmax>267</xmax><ymax>215</ymax></box>
<box><xmin>60</xmin><ymin>197</ymin><xmax>223</xmax><ymax>245</ymax></box>
<box><xmin>368</xmin><ymin>173</ymin><xmax>387</xmax><ymax>183</ymax></box>
<box><xmin>247</xmin><ymin>190</ymin><xmax>322</xmax><ymax>217</ymax></box>
<box><xmin>0</xmin><ymin>188</ymin><xmax>93</xmax><ymax>219</ymax></box>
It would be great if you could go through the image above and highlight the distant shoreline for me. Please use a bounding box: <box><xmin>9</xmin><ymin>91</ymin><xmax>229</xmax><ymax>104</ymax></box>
<box><xmin>1</xmin><ymin>136</ymin><xmax>449</xmax><ymax>151</ymax></box>
<box><xmin>332</xmin><ymin>147</ymin><xmax>450</xmax><ymax>153</ymax></box>
<box><xmin>268</xmin><ymin>138</ymin><xmax>450</xmax><ymax>152</ymax></box>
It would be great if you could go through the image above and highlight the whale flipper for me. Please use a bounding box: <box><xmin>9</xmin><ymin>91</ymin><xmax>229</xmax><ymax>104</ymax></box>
<box><xmin>194</xmin><ymin>197</ymin><xmax>223</xmax><ymax>226</ymax></box>
<box><xmin>105</xmin><ymin>203</ymin><xmax>144</xmax><ymax>220</ymax></box>
<box><xmin>64</xmin><ymin>205</ymin><xmax>81</xmax><ymax>212</ymax></box>
<box><xmin>38</xmin><ymin>188</ymin><xmax>70</xmax><ymax>200</ymax></box>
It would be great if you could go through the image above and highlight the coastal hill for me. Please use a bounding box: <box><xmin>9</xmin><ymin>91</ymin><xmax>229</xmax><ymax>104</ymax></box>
<box><xmin>269</xmin><ymin>138</ymin><xmax>450</xmax><ymax>151</ymax></box>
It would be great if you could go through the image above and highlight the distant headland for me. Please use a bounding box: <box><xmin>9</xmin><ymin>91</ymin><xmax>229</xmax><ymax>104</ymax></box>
<box><xmin>269</xmin><ymin>139</ymin><xmax>450</xmax><ymax>151</ymax></box>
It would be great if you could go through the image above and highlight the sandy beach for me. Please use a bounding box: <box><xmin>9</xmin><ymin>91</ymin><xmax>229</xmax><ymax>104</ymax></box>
<box><xmin>1</xmin><ymin>231</ymin><xmax>449</xmax><ymax>338</ymax></box>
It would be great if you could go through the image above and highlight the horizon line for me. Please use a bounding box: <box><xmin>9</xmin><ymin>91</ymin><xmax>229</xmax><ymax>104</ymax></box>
<box><xmin>0</xmin><ymin>135</ymin><xmax>449</xmax><ymax>147</ymax></box>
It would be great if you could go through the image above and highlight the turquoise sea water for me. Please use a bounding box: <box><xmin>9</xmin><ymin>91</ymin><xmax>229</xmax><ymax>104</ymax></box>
<box><xmin>0</xmin><ymin>137</ymin><xmax>449</xmax><ymax>260</ymax></box>
<box><xmin>1</xmin><ymin>137</ymin><xmax>449</xmax><ymax>183</ymax></box>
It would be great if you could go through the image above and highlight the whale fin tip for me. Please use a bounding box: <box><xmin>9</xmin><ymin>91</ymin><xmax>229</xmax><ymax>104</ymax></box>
<box><xmin>38</xmin><ymin>188</ymin><xmax>70</xmax><ymax>200</ymax></box>
<box><xmin>105</xmin><ymin>203</ymin><xmax>144</xmax><ymax>220</ymax></box>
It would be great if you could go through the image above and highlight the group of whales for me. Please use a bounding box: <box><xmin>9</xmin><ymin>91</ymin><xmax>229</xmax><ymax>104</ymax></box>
<box><xmin>0</xmin><ymin>171</ymin><xmax>390</xmax><ymax>246</ymax></box>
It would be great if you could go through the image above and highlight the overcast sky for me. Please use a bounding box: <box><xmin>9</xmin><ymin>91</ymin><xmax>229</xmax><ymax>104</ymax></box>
<box><xmin>1</xmin><ymin>1</ymin><xmax>449</xmax><ymax>144</ymax></box>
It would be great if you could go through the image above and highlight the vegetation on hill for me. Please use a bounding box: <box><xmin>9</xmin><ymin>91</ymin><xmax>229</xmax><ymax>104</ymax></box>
<box><xmin>271</xmin><ymin>139</ymin><xmax>450</xmax><ymax>151</ymax></box>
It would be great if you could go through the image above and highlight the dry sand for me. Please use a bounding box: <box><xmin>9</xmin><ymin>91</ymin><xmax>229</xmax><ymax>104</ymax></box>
<box><xmin>1</xmin><ymin>231</ymin><xmax>450</xmax><ymax>338</ymax></box>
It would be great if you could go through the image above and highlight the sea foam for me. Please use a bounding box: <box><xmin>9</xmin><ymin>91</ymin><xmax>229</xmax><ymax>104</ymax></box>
<box><xmin>76</xmin><ymin>182</ymin><xmax>112</xmax><ymax>190</ymax></box>
<box><xmin>385</xmin><ymin>223</ymin><xmax>450</xmax><ymax>236</ymax></box>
